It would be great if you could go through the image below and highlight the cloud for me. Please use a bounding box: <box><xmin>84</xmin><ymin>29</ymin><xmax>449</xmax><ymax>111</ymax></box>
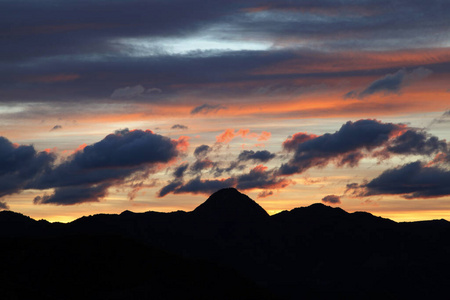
<box><xmin>216</xmin><ymin>129</ymin><xmax>238</xmax><ymax>143</ymax></box>
<box><xmin>279</xmin><ymin>119</ymin><xmax>405</xmax><ymax>175</ymax></box>
<box><xmin>0</xmin><ymin>136</ymin><xmax>55</xmax><ymax>198</ymax></box>
<box><xmin>236</xmin><ymin>165</ymin><xmax>292</xmax><ymax>190</ymax></box>
<box><xmin>159</xmin><ymin>165</ymin><xmax>291</xmax><ymax>197</ymax></box>
<box><xmin>190</xmin><ymin>159</ymin><xmax>215</xmax><ymax>173</ymax></box>
<box><xmin>212</xmin><ymin>161</ymin><xmax>245</xmax><ymax>177</ymax></box>
<box><xmin>2</xmin><ymin>1</ymin><xmax>448</xmax><ymax>65</ymax></box>
<box><xmin>346</xmin><ymin>68</ymin><xmax>433</xmax><ymax>99</ymax></box>
<box><xmin>34</xmin><ymin>183</ymin><xmax>111</xmax><ymax>205</ymax></box>
<box><xmin>25</xmin><ymin>74</ymin><xmax>80</xmax><ymax>83</ymax></box>
<box><xmin>146</xmin><ymin>88</ymin><xmax>162</xmax><ymax>93</ymax></box>
<box><xmin>158</xmin><ymin>119</ymin><xmax>448</xmax><ymax>199</ymax></box>
<box><xmin>173</xmin><ymin>163</ymin><xmax>189</xmax><ymax>179</ymax></box>
<box><xmin>171</xmin><ymin>124</ymin><xmax>188</xmax><ymax>130</ymax></box>
<box><xmin>428</xmin><ymin>110</ymin><xmax>450</xmax><ymax>128</ymax></box>
<box><xmin>238</xmin><ymin>150</ymin><xmax>276</xmax><ymax>162</ymax></box>
<box><xmin>50</xmin><ymin>125</ymin><xmax>62</xmax><ymax>131</ymax></box>
<box><xmin>30</xmin><ymin>129</ymin><xmax>183</xmax><ymax>205</ymax></box>
<box><xmin>258</xmin><ymin>131</ymin><xmax>271</xmax><ymax>141</ymax></box>
<box><xmin>257</xmin><ymin>191</ymin><xmax>273</xmax><ymax>198</ymax></box>
<box><xmin>110</xmin><ymin>85</ymin><xmax>145</xmax><ymax>99</ymax></box>
<box><xmin>0</xmin><ymin>201</ymin><xmax>9</xmax><ymax>210</ymax></box>
<box><xmin>385</xmin><ymin>130</ymin><xmax>448</xmax><ymax>156</ymax></box>
<box><xmin>349</xmin><ymin>161</ymin><xmax>450</xmax><ymax>199</ymax></box>
<box><xmin>194</xmin><ymin>145</ymin><xmax>212</xmax><ymax>159</ymax></box>
<box><xmin>0</xmin><ymin>0</ymin><xmax>448</xmax><ymax>110</ymax></box>
<box><xmin>282</xmin><ymin>132</ymin><xmax>318</xmax><ymax>151</ymax></box>
<box><xmin>322</xmin><ymin>195</ymin><xmax>341</xmax><ymax>205</ymax></box>
<box><xmin>160</xmin><ymin>177</ymin><xmax>237</xmax><ymax>196</ymax></box>
<box><xmin>158</xmin><ymin>180</ymin><xmax>184</xmax><ymax>197</ymax></box>
<box><xmin>216</xmin><ymin>129</ymin><xmax>272</xmax><ymax>143</ymax></box>
<box><xmin>190</xmin><ymin>104</ymin><xmax>226</xmax><ymax>115</ymax></box>
<box><xmin>343</xmin><ymin>90</ymin><xmax>358</xmax><ymax>99</ymax></box>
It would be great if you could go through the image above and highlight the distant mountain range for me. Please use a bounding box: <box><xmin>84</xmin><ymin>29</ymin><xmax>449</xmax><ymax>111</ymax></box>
<box><xmin>2</xmin><ymin>188</ymin><xmax>450</xmax><ymax>299</ymax></box>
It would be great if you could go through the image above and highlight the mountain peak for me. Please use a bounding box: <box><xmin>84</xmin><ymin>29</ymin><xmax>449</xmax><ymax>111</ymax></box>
<box><xmin>192</xmin><ymin>188</ymin><xmax>269</xmax><ymax>221</ymax></box>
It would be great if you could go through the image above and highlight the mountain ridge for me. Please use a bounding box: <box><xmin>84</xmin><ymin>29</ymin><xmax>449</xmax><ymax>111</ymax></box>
<box><xmin>2</xmin><ymin>187</ymin><xmax>443</xmax><ymax>225</ymax></box>
<box><xmin>2</xmin><ymin>188</ymin><xmax>450</xmax><ymax>299</ymax></box>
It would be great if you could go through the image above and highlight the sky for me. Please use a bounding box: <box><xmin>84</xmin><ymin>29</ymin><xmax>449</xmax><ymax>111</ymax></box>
<box><xmin>1</xmin><ymin>0</ymin><xmax>449</xmax><ymax>222</ymax></box>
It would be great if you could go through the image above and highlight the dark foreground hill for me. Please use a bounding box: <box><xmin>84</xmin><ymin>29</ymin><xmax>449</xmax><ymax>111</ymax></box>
<box><xmin>2</xmin><ymin>188</ymin><xmax>450</xmax><ymax>299</ymax></box>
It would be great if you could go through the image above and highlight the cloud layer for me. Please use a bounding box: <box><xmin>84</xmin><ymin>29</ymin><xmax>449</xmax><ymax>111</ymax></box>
<box><xmin>279</xmin><ymin>119</ymin><xmax>405</xmax><ymax>175</ymax></box>
<box><xmin>0</xmin><ymin>129</ymin><xmax>184</xmax><ymax>206</ymax></box>
<box><xmin>345</xmin><ymin>68</ymin><xmax>433</xmax><ymax>99</ymax></box>
<box><xmin>1</xmin><ymin>117</ymin><xmax>449</xmax><ymax>207</ymax></box>
<box><xmin>0</xmin><ymin>137</ymin><xmax>55</xmax><ymax>198</ymax></box>
<box><xmin>349</xmin><ymin>161</ymin><xmax>450</xmax><ymax>199</ymax></box>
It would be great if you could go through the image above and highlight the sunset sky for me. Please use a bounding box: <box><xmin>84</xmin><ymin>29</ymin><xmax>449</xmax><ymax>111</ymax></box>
<box><xmin>1</xmin><ymin>0</ymin><xmax>449</xmax><ymax>222</ymax></box>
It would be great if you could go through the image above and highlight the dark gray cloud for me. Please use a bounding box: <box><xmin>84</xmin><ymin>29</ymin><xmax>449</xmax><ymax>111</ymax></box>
<box><xmin>33</xmin><ymin>183</ymin><xmax>111</xmax><ymax>206</ymax></box>
<box><xmin>50</xmin><ymin>125</ymin><xmax>62</xmax><ymax>131</ymax></box>
<box><xmin>190</xmin><ymin>159</ymin><xmax>215</xmax><ymax>173</ymax></box>
<box><xmin>322</xmin><ymin>195</ymin><xmax>341</xmax><ymax>205</ymax></box>
<box><xmin>190</xmin><ymin>104</ymin><xmax>226</xmax><ymax>115</ymax></box>
<box><xmin>0</xmin><ymin>50</ymin><xmax>301</xmax><ymax>103</ymax></box>
<box><xmin>428</xmin><ymin>110</ymin><xmax>450</xmax><ymax>128</ymax></box>
<box><xmin>236</xmin><ymin>165</ymin><xmax>291</xmax><ymax>190</ymax></box>
<box><xmin>194</xmin><ymin>145</ymin><xmax>211</xmax><ymax>159</ymax></box>
<box><xmin>0</xmin><ymin>201</ymin><xmax>9</xmax><ymax>210</ymax></box>
<box><xmin>173</xmin><ymin>163</ymin><xmax>189</xmax><ymax>179</ymax></box>
<box><xmin>161</xmin><ymin>177</ymin><xmax>237</xmax><ymax>196</ymax></box>
<box><xmin>0</xmin><ymin>136</ymin><xmax>55</xmax><ymax>198</ymax></box>
<box><xmin>346</xmin><ymin>68</ymin><xmax>432</xmax><ymax>99</ymax></box>
<box><xmin>30</xmin><ymin>129</ymin><xmax>182</xmax><ymax>205</ymax></box>
<box><xmin>0</xmin><ymin>48</ymin><xmax>446</xmax><ymax>106</ymax></box>
<box><xmin>190</xmin><ymin>144</ymin><xmax>217</xmax><ymax>174</ymax></box>
<box><xmin>279</xmin><ymin>119</ymin><xmax>404</xmax><ymax>175</ymax></box>
<box><xmin>212</xmin><ymin>161</ymin><xmax>245</xmax><ymax>177</ymax></box>
<box><xmin>110</xmin><ymin>85</ymin><xmax>145</xmax><ymax>100</ymax></box>
<box><xmin>158</xmin><ymin>180</ymin><xmax>184</xmax><ymax>198</ymax></box>
<box><xmin>257</xmin><ymin>191</ymin><xmax>273</xmax><ymax>198</ymax></box>
<box><xmin>171</xmin><ymin>124</ymin><xmax>188</xmax><ymax>130</ymax></box>
<box><xmin>0</xmin><ymin>0</ymin><xmax>448</xmax><ymax>106</ymax></box>
<box><xmin>238</xmin><ymin>150</ymin><xmax>276</xmax><ymax>162</ymax></box>
<box><xmin>159</xmin><ymin>165</ymin><xmax>291</xmax><ymax>197</ymax></box>
<box><xmin>349</xmin><ymin>161</ymin><xmax>450</xmax><ymax>199</ymax></box>
<box><xmin>385</xmin><ymin>130</ymin><xmax>448</xmax><ymax>156</ymax></box>
<box><xmin>0</xmin><ymin>0</ymin><xmax>236</xmax><ymax>62</ymax></box>
<box><xmin>2</xmin><ymin>1</ymin><xmax>448</xmax><ymax>63</ymax></box>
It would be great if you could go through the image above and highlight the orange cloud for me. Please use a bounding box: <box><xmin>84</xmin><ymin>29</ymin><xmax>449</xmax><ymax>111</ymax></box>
<box><xmin>43</xmin><ymin>147</ymin><xmax>57</xmax><ymax>154</ymax></box>
<box><xmin>258</xmin><ymin>131</ymin><xmax>271</xmax><ymax>141</ymax></box>
<box><xmin>216</xmin><ymin>129</ymin><xmax>235</xmax><ymax>143</ymax></box>
<box><xmin>175</xmin><ymin>136</ymin><xmax>190</xmax><ymax>152</ymax></box>
<box><xmin>216</xmin><ymin>129</ymin><xmax>272</xmax><ymax>143</ymax></box>
<box><xmin>252</xmin><ymin>164</ymin><xmax>269</xmax><ymax>173</ymax></box>
<box><xmin>283</xmin><ymin>132</ymin><xmax>318</xmax><ymax>151</ymax></box>
<box><xmin>74</xmin><ymin>143</ymin><xmax>87</xmax><ymax>153</ymax></box>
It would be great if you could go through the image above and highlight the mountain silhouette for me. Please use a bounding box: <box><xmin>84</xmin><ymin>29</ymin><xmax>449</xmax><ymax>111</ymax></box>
<box><xmin>1</xmin><ymin>188</ymin><xmax>450</xmax><ymax>299</ymax></box>
<box><xmin>192</xmin><ymin>188</ymin><xmax>269</xmax><ymax>221</ymax></box>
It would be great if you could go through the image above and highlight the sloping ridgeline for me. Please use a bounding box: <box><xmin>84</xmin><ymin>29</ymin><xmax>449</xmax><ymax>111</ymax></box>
<box><xmin>2</xmin><ymin>188</ymin><xmax>450</xmax><ymax>299</ymax></box>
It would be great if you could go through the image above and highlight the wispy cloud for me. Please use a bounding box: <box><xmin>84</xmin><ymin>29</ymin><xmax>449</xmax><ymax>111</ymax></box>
<box><xmin>344</xmin><ymin>68</ymin><xmax>433</xmax><ymax>99</ymax></box>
